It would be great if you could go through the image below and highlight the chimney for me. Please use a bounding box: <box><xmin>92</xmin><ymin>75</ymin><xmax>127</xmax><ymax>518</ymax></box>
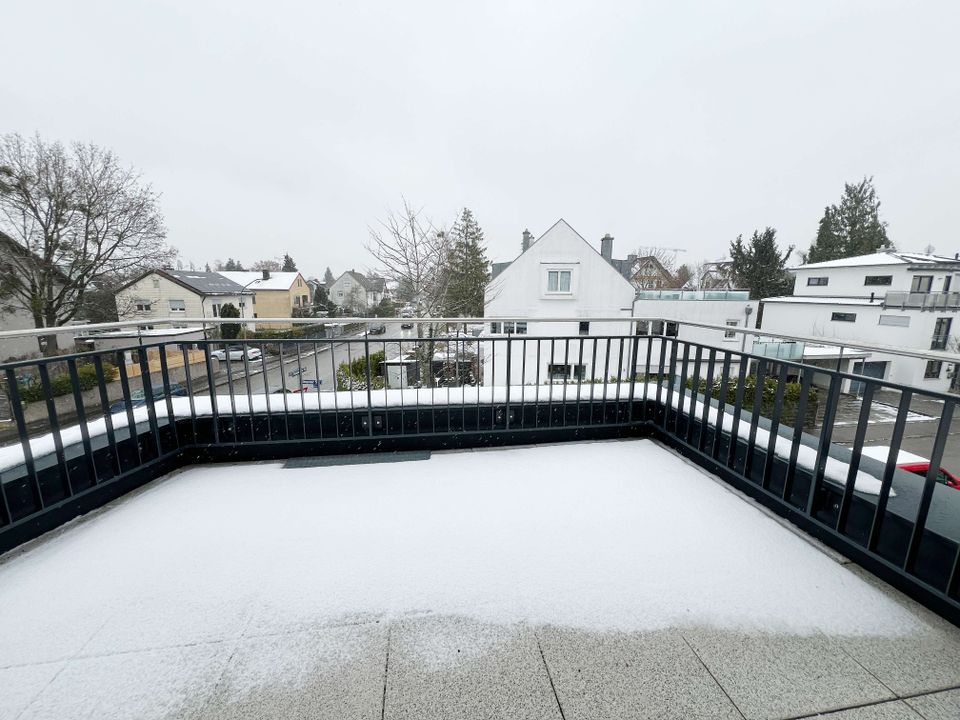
<box><xmin>601</xmin><ymin>233</ymin><xmax>614</xmax><ymax>262</ymax></box>
<box><xmin>262</xmin><ymin>269</ymin><xmax>270</xmax><ymax>280</ymax></box>
<box><xmin>521</xmin><ymin>229</ymin><xmax>533</xmax><ymax>253</ymax></box>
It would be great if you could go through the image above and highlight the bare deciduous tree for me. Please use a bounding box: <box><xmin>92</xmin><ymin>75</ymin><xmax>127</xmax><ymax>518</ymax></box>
<box><xmin>251</xmin><ymin>258</ymin><xmax>282</xmax><ymax>272</ymax></box>
<box><xmin>366</xmin><ymin>199</ymin><xmax>451</xmax><ymax>386</ymax></box>
<box><xmin>0</xmin><ymin>133</ymin><xmax>170</xmax><ymax>353</ymax></box>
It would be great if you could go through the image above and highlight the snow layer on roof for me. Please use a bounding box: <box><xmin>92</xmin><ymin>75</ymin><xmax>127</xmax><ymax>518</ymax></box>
<box><xmin>0</xmin><ymin>440</ymin><xmax>921</xmax><ymax>657</ymax></box>
<box><xmin>792</xmin><ymin>251</ymin><xmax>955</xmax><ymax>271</ymax></box>
<box><xmin>219</xmin><ymin>271</ymin><xmax>301</xmax><ymax>290</ymax></box>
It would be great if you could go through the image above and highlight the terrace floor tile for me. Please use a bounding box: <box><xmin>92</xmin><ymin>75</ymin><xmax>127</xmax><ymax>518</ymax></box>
<box><xmin>536</xmin><ymin>625</ymin><xmax>742</xmax><ymax>719</ymax></box>
<box><xmin>682</xmin><ymin>628</ymin><xmax>894</xmax><ymax>720</ymax></box>
<box><xmin>383</xmin><ymin>615</ymin><xmax>562</xmax><ymax>720</ymax></box>
<box><xmin>904</xmin><ymin>688</ymin><xmax>960</xmax><ymax>720</ymax></box>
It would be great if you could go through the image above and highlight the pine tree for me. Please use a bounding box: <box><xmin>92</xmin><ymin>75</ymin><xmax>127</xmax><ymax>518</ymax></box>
<box><xmin>282</xmin><ymin>253</ymin><xmax>297</xmax><ymax>271</ymax></box>
<box><xmin>729</xmin><ymin>228</ymin><xmax>794</xmax><ymax>300</ymax></box>
<box><xmin>808</xmin><ymin>177</ymin><xmax>891</xmax><ymax>262</ymax></box>
<box><xmin>443</xmin><ymin>208</ymin><xmax>491</xmax><ymax>317</ymax></box>
<box><xmin>323</xmin><ymin>267</ymin><xmax>335</xmax><ymax>285</ymax></box>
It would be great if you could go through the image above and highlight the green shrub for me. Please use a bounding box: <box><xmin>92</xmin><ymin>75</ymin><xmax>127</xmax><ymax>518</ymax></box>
<box><xmin>16</xmin><ymin>361</ymin><xmax>119</xmax><ymax>403</ymax></box>
<box><xmin>336</xmin><ymin>351</ymin><xmax>386</xmax><ymax>390</ymax></box>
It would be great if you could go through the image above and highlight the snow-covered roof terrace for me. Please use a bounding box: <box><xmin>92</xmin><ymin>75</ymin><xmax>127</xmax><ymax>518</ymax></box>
<box><xmin>2</xmin><ymin>439</ymin><xmax>959</xmax><ymax>719</ymax></box>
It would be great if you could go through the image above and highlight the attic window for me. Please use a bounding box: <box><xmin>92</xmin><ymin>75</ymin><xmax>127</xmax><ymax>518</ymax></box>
<box><xmin>546</xmin><ymin>270</ymin><xmax>571</xmax><ymax>293</ymax></box>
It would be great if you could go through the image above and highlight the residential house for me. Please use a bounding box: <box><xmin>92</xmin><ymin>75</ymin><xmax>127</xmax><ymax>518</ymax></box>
<box><xmin>116</xmin><ymin>269</ymin><xmax>252</xmax><ymax>327</ymax></box>
<box><xmin>699</xmin><ymin>259</ymin><xmax>736</xmax><ymax>290</ymax></box>
<box><xmin>328</xmin><ymin>271</ymin><xmax>386</xmax><ymax>312</ymax></box>
<box><xmin>760</xmin><ymin>251</ymin><xmax>960</xmax><ymax>393</ymax></box>
<box><xmin>483</xmin><ymin>220</ymin><xmax>636</xmax><ymax>385</ymax></box>
<box><xmin>219</xmin><ymin>270</ymin><xmax>311</xmax><ymax>327</ymax></box>
<box><xmin>0</xmin><ymin>232</ymin><xmax>77</xmax><ymax>360</ymax></box>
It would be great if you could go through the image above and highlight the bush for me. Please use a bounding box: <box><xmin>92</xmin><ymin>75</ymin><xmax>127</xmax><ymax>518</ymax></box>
<box><xmin>336</xmin><ymin>351</ymin><xmax>386</xmax><ymax>390</ymax></box>
<box><xmin>17</xmin><ymin>361</ymin><xmax>118</xmax><ymax>403</ymax></box>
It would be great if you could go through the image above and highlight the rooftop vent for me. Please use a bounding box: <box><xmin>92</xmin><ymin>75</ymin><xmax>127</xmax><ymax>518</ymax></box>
<box><xmin>262</xmin><ymin>270</ymin><xmax>270</xmax><ymax>280</ymax></box>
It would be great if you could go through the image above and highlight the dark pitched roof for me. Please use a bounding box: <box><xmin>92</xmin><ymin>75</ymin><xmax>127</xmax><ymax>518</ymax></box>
<box><xmin>340</xmin><ymin>270</ymin><xmax>385</xmax><ymax>293</ymax></box>
<box><xmin>118</xmin><ymin>269</ymin><xmax>249</xmax><ymax>296</ymax></box>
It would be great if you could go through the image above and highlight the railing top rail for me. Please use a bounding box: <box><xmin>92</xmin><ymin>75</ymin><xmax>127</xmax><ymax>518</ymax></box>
<box><xmin>1</xmin><ymin>315</ymin><xmax>957</xmax><ymax>364</ymax></box>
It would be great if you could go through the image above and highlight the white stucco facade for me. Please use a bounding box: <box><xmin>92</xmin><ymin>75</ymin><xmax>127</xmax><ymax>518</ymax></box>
<box><xmin>116</xmin><ymin>272</ymin><xmax>251</xmax><ymax>327</ymax></box>
<box><xmin>482</xmin><ymin>220</ymin><xmax>636</xmax><ymax>385</ymax></box>
<box><xmin>761</xmin><ymin>252</ymin><xmax>960</xmax><ymax>393</ymax></box>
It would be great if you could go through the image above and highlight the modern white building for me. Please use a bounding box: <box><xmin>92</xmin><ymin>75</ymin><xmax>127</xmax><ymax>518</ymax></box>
<box><xmin>483</xmin><ymin>220</ymin><xmax>636</xmax><ymax>385</ymax></box>
<box><xmin>760</xmin><ymin>251</ymin><xmax>960</xmax><ymax>393</ymax></box>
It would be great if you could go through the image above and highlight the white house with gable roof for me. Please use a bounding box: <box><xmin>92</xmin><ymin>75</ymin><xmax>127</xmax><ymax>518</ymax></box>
<box><xmin>482</xmin><ymin>219</ymin><xmax>636</xmax><ymax>385</ymax></box>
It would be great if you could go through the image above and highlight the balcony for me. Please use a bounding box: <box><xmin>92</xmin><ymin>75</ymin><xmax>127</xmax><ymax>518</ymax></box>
<box><xmin>1</xmin><ymin>318</ymin><xmax>959</xmax><ymax>718</ymax></box>
<box><xmin>883</xmin><ymin>291</ymin><xmax>960</xmax><ymax>311</ymax></box>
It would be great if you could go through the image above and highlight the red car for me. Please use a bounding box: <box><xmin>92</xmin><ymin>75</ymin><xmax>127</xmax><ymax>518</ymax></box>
<box><xmin>861</xmin><ymin>446</ymin><xmax>960</xmax><ymax>490</ymax></box>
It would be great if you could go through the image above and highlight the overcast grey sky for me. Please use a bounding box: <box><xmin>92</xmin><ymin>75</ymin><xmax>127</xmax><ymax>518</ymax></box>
<box><xmin>4</xmin><ymin>1</ymin><xmax>959</xmax><ymax>276</ymax></box>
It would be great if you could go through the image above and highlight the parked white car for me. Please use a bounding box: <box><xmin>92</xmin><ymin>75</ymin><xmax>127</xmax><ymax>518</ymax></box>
<box><xmin>211</xmin><ymin>346</ymin><xmax>262</xmax><ymax>362</ymax></box>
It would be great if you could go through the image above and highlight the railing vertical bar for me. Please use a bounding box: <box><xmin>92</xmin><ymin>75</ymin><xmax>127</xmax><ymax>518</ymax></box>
<box><xmin>614</xmin><ymin>334</ymin><xmax>626</xmax><ymax>419</ymax></box>
<box><xmin>601</xmin><ymin>337</ymin><xmax>612</xmax><ymax>424</ymax></box>
<box><xmin>724</xmin><ymin>357</ymin><xmax>748</xmax><ymax>470</ymax></box>
<box><xmin>279</xmin><ymin>342</ymin><xmax>292</xmax><ymax>440</ymax></box>
<box><xmin>117</xmin><ymin>354</ymin><xmax>144</xmax><ymax>464</ymax></box>
<box><xmin>761</xmin><ymin>363</ymin><xmax>789</xmax><ymax>490</ymax></box>
<box><xmin>628</xmin><ymin>330</ymin><xmax>641</xmax><ymax>423</ymax></box>
<box><xmin>202</xmin><ymin>342</ymin><xmax>220</xmax><ymax>445</ymax></box>
<box><xmin>743</xmin><ymin>357</ymin><xmax>768</xmax><ymax>480</ymax></box>
<box><xmin>505</xmin><ymin>335</ymin><xmax>513</xmax><ymax>430</ymax></box>
<box><xmin>589</xmin><ymin>335</ymin><xmax>599</xmax><ymax>423</ymax></box>
<box><xmin>534</xmin><ymin>338</ymin><xmax>542</xmax><ymax>426</ymax></box>
<box><xmin>711</xmin><ymin>353</ymin><xmax>732</xmax><ymax>461</ymax></box>
<box><xmin>836</xmin><ymin>382</ymin><xmax>875</xmax><ymax>533</ymax></box>
<box><xmin>363</xmin><ymin>336</ymin><xmax>374</xmax><ymax>437</ymax></box>
<box><xmin>137</xmin><ymin>348</ymin><xmax>164</xmax><ymax>457</ymax></box>
<box><xmin>782</xmin><ymin>366</ymin><xmax>814</xmax><ymax>503</ymax></box>
<box><xmin>93</xmin><ymin>355</ymin><xmax>122</xmax><ymax>474</ymax></box>
<box><xmin>576</xmin><ymin>335</ymin><xmax>585</xmax><ymax>426</ymax></box>
<box><xmin>662</xmin><ymin>339</ymin><xmax>678</xmax><ymax>432</ymax></box>
<box><xmin>66</xmin><ymin>358</ymin><xmax>97</xmax><ymax>484</ymax></box>
<box><xmin>520</xmin><ymin>337</ymin><xmax>527</xmax><ymax>429</ymax></box>
<box><xmin>684</xmin><ymin>344</ymin><xmax>702</xmax><ymax>445</ymax></box>
<box><xmin>6</xmin><ymin>368</ymin><xmax>42</xmax><ymax>508</ymax></box>
<box><xmin>561</xmin><ymin>338</ymin><xmax>570</xmax><ymax>427</ymax></box>
<box><xmin>240</xmin><ymin>346</ymin><xmax>254</xmax><ymax>442</ymax></box>
<box><xmin>312</xmin><ymin>341</ymin><xmax>324</xmax><ymax>439</ymax></box>
<box><xmin>37</xmin><ymin>363</ymin><xmax>72</xmax><ymax>496</ymax></box>
<box><xmin>641</xmin><ymin>333</ymin><xmax>653</xmax><ymax>422</ymax></box>
<box><xmin>158</xmin><ymin>347</ymin><xmax>179</xmax><ymax>451</ymax></box>
<box><xmin>547</xmin><ymin>338</ymin><xmax>555</xmax><ymax>427</ymax></box>
<box><xmin>698</xmin><ymin>348</ymin><xmax>716</xmax><ymax>453</ymax></box>
<box><xmin>261</xmin><ymin>342</ymin><xmax>273</xmax><ymax>439</ymax></box>
<box><xmin>655</xmin><ymin>335</ymin><xmax>668</xmax><ymax>409</ymax></box>
<box><xmin>867</xmin><ymin>390</ymin><xmax>913</xmax><ymax>551</ymax></box>
<box><xmin>807</xmin><ymin>374</ymin><xmax>842</xmax><ymax>516</ymax></box>
<box><xmin>222</xmin><ymin>344</ymin><xmax>239</xmax><ymax>444</ymax></box>
<box><xmin>676</xmin><ymin>342</ymin><xmax>691</xmax><ymax>437</ymax></box>
<box><xmin>904</xmin><ymin>401</ymin><xmax>954</xmax><ymax>573</ymax></box>
<box><xmin>296</xmin><ymin>342</ymin><xmax>308</xmax><ymax>439</ymax></box>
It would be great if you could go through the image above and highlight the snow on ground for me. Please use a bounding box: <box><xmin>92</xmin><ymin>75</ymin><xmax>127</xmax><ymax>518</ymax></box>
<box><xmin>0</xmin><ymin>383</ymin><xmax>889</xmax><ymax>495</ymax></box>
<box><xmin>0</xmin><ymin>440</ymin><xmax>919</xmax><ymax>669</ymax></box>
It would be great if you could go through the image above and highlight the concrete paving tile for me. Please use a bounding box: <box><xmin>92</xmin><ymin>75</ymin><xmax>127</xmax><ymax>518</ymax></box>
<box><xmin>197</xmin><ymin>622</ymin><xmax>386</xmax><ymax>720</ymax></box>
<box><xmin>833</xmin><ymin>566</ymin><xmax>960</xmax><ymax>696</ymax></box>
<box><xmin>905</xmin><ymin>688</ymin><xmax>960</xmax><ymax>720</ymax></box>
<box><xmin>813</xmin><ymin>700</ymin><xmax>923</xmax><ymax>718</ymax></box>
<box><xmin>0</xmin><ymin>662</ymin><xmax>64</xmax><ymax>720</ymax></box>
<box><xmin>384</xmin><ymin>615</ymin><xmax>562</xmax><ymax>720</ymax></box>
<box><xmin>683</xmin><ymin>628</ymin><xmax>893</xmax><ymax>720</ymax></box>
<box><xmin>18</xmin><ymin>642</ymin><xmax>231</xmax><ymax>720</ymax></box>
<box><xmin>536</xmin><ymin>625</ymin><xmax>742</xmax><ymax>719</ymax></box>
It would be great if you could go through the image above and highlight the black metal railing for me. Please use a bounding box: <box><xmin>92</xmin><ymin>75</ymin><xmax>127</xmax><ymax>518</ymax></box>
<box><xmin>0</xmin><ymin>319</ymin><xmax>958</xmax><ymax>624</ymax></box>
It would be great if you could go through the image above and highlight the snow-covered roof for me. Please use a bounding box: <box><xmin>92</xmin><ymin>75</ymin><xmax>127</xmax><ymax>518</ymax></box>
<box><xmin>790</xmin><ymin>251</ymin><xmax>958</xmax><ymax>271</ymax></box>
<box><xmin>760</xmin><ymin>296</ymin><xmax>882</xmax><ymax>306</ymax></box>
<box><xmin>219</xmin><ymin>271</ymin><xmax>302</xmax><ymax>291</ymax></box>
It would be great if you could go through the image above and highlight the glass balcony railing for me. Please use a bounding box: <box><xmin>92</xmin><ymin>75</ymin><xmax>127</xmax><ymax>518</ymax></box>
<box><xmin>884</xmin><ymin>291</ymin><xmax>960</xmax><ymax>310</ymax></box>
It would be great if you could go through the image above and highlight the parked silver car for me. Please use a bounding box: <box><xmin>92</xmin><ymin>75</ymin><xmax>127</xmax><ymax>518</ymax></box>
<box><xmin>210</xmin><ymin>346</ymin><xmax>262</xmax><ymax>361</ymax></box>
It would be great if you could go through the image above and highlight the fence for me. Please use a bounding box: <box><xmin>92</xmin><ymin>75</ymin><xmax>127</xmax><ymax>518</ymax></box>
<box><xmin>0</xmin><ymin>317</ymin><xmax>958</xmax><ymax>625</ymax></box>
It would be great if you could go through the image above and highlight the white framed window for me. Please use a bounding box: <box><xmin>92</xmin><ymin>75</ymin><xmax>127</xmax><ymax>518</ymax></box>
<box><xmin>169</xmin><ymin>299</ymin><xmax>186</xmax><ymax>312</ymax></box>
<box><xmin>135</xmin><ymin>300</ymin><xmax>152</xmax><ymax>312</ymax></box>
<box><xmin>152</xmin><ymin>277</ymin><xmax>160</xmax><ymax>288</ymax></box>
<box><xmin>911</xmin><ymin>275</ymin><xmax>933</xmax><ymax>293</ymax></box>
<box><xmin>724</xmin><ymin>320</ymin><xmax>739</xmax><ymax>339</ymax></box>
<box><xmin>211</xmin><ymin>303</ymin><xmax>220</xmax><ymax>317</ymax></box>
<box><xmin>546</xmin><ymin>270</ymin><xmax>572</xmax><ymax>293</ymax></box>
<box><xmin>490</xmin><ymin>321</ymin><xmax>501</xmax><ymax>334</ymax></box>
<box><xmin>807</xmin><ymin>277</ymin><xmax>829</xmax><ymax>286</ymax></box>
